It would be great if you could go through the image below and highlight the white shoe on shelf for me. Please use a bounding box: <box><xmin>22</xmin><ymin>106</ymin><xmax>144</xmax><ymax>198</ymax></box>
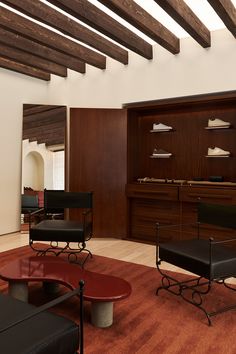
<box><xmin>152</xmin><ymin>123</ymin><xmax>173</xmax><ymax>131</ymax></box>
<box><xmin>207</xmin><ymin>147</ymin><xmax>230</xmax><ymax>157</ymax></box>
<box><xmin>152</xmin><ymin>148</ymin><xmax>172</xmax><ymax>158</ymax></box>
<box><xmin>207</xmin><ymin>118</ymin><xmax>230</xmax><ymax>128</ymax></box>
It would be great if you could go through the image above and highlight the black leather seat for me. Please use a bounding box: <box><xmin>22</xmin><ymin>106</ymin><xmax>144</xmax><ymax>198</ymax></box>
<box><xmin>31</xmin><ymin>219</ymin><xmax>92</xmax><ymax>243</ymax></box>
<box><xmin>156</xmin><ymin>203</ymin><xmax>236</xmax><ymax>325</ymax></box>
<box><xmin>0</xmin><ymin>281</ymin><xmax>84</xmax><ymax>354</ymax></box>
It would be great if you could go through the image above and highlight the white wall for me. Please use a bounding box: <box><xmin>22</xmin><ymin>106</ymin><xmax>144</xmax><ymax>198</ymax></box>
<box><xmin>49</xmin><ymin>29</ymin><xmax>236</xmax><ymax>108</ymax></box>
<box><xmin>0</xmin><ymin>28</ymin><xmax>236</xmax><ymax>235</ymax></box>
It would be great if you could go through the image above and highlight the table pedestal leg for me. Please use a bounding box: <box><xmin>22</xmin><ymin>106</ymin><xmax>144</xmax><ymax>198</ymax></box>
<box><xmin>43</xmin><ymin>281</ymin><xmax>60</xmax><ymax>294</ymax></box>
<box><xmin>9</xmin><ymin>281</ymin><xmax>28</xmax><ymax>302</ymax></box>
<box><xmin>91</xmin><ymin>301</ymin><xmax>113</xmax><ymax>328</ymax></box>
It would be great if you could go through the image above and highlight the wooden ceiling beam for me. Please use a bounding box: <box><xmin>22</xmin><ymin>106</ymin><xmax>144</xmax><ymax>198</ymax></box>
<box><xmin>24</xmin><ymin>119</ymin><xmax>65</xmax><ymax>131</ymax></box>
<box><xmin>28</xmin><ymin>136</ymin><xmax>64</xmax><ymax>146</ymax></box>
<box><xmin>207</xmin><ymin>0</ymin><xmax>236</xmax><ymax>38</ymax></box>
<box><xmin>0</xmin><ymin>56</ymin><xmax>50</xmax><ymax>80</ymax></box>
<box><xmin>23</xmin><ymin>105</ymin><xmax>66</xmax><ymax>117</ymax></box>
<box><xmin>47</xmin><ymin>0</ymin><xmax>153</xmax><ymax>59</ymax></box>
<box><xmin>98</xmin><ymin>0</ymin><xmax>179</xmax><ymax>54</ymax></box>
<box><xmin>23</xmin><ymin>109</ymin><xmax>66</xmax><ymax>125</ymax></box>
<box><xmin>0</xmin><ymin>28</ymin><xmax>85</xmax><ymax>73</ymax></box>
<box><xmin>45</xmin><ymin>138</ymin><xmax>64</xmax><ymax>146</ymax></box>
<box><xmin>2</xmin><ymin>0</ymin><xmax>128</xmax><ymax>65</ymax></box>
<box><xmin>0</xmin><ymin>6</ymin><xmax>106</xmax><ymax>69</ymax></box>
<box><xmin>154</xmin><ymin>0</ymin><xmax>211</xmax><ymax>47</ymax></box>
<box><xmin>23</xmin><ymin>127</ymin><xmax>65</xmax><ymax>141</ymax></box>
<box><xmin>23</xmin><ymin>120</ymin><xmax>65</xmax><ymax>133</ymax></box>
<box><xmin>0</xmin><ymin>42</ymin><xmax>67</xmax><ymax>77</ymax></box>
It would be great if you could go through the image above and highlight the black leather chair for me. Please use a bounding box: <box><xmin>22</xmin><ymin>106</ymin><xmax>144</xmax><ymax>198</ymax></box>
<box><xmin>0</xmin><ymin>280</ymin><xmax>84</xmax><ymax>354</ymax></box>
<box><xmin>156</xmin><ymin>203</ymin><xmax>236</xmax><ymax>325</ymax></box>
<box><xmin>29</xmin><ymin>190</ymin><xmax>93</xmax><ymax>266</ymax></box>
<box><xmin>21</xmin><ymin>194</ymin><xmax>43</xmax><ymax>228</ymax></box>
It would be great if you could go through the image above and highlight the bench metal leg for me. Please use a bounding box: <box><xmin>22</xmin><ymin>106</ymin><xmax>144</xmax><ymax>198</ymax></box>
<box><xmin>91</xmin><ymin>302</ymin><xmax>113</xmax><ymax>328</ymax></box>
<box><xmin>9</xmin><ymin>281</ymin><xmax>28</xmax><ymax>302</ymax></box>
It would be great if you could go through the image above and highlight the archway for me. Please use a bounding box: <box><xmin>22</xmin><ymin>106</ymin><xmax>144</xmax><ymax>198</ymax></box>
<box><xmin>22</xmin><ymin>151</ymin><xmax>44</xmax><ymax>191</ymax></box>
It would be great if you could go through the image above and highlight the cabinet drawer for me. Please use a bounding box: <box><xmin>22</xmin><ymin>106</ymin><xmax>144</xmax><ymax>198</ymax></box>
<box><xmin>132</xmin><ymin>199</ymin><xmax>180</xmax><ymax>218</ymax></box>
<box><xmin>179</xmin><ymin>186</ymin><xmax>236</xmax><ymax>204</ymax></box>
<box><xmin>126</xmin><ymin>183</ymin><xmax>178</xmax><ymax>201</ymax></box>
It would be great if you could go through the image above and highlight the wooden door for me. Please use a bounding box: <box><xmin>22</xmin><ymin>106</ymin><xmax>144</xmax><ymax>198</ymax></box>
<box><xmin>69</xmin><ymin>108</ymin><xmax>127</xmax><ymax>238</ymax></box>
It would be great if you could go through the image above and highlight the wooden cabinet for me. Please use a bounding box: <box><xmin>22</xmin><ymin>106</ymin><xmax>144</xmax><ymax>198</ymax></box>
<box><xmin>179</xmin><ymin>185</ymin><xmax>236</xmax><ymax>204</ymax></box>
<box><xmin>126</xmin><ymin>183</ymin><xmax>180</xmax><ymax>242</ymax></box>
<box><xmin>125</xmin><ymin>91</ymin><xmax>236</xmax><ymax>244</ymax></box>
<box><xmin>68</xmin><ymin>90</ymin><xmax>236</xmax><ymax>242</ymax></box>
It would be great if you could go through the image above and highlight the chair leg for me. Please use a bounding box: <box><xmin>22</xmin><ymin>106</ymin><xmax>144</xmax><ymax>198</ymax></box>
<box><xmin>156</xmin><ymin>263</ymin><xmax>212</xmax><ymax>325</ymax></box>
<box><xmin>29</xmin><ymin>241</ymin><xmax>92</xmax><ymax>267</ymax></box>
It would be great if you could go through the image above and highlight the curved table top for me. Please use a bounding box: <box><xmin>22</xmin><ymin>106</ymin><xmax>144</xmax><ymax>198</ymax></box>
<box><xmin>0</xmin><ymin>256</ymin><xmax>132</xmax><ymax>302</ymax></box>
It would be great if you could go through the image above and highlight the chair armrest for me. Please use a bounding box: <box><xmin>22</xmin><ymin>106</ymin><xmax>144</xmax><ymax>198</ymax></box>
<box><xmin>210</xmin><ymin>237</ymin><xmax>236</xmax><ymax>245</ymax></box>
<box><xmin>30</xmin><ymin>208</ymin><xmax>44</xmax><ymax>216</ymax></box>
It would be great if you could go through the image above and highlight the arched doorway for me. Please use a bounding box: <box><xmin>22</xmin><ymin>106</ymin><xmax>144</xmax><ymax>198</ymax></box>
<box><xmin>22</xmin><ymin>151</ymin><xmax>44</xmax><ymax>191</ymax></box>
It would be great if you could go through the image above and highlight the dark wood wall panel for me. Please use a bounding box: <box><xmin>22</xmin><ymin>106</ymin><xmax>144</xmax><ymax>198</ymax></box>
<box><xmin>69</xmin><ymin>108</ymin><xmax>127</xmax><ymax>238</ymax></box>
<box><xmin>129</xmin><ymin>101</ymin><xmax>236</xmax><ymax>182</ymax></box>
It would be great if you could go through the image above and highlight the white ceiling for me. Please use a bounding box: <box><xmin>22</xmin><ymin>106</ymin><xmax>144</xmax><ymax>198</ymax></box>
<box><xmin>89</xmin><ymin>0</ymin><xmax>236</xmax><ymax>43</ymax></box>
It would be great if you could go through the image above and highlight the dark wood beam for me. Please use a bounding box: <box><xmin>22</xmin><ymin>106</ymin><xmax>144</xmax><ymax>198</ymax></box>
<box><xmin>23</xmin><ymin>123</ymin><xmax>65</xmax><ymax>137</ymax></box>
<box><xmin>2</xmin><ymin>0</ymin><xmax>128</xmax><ymax>64</ymax></box>
<box><xmin>0</xmin><ymin>56</ymin><xmax>50</xmax><ymax>80</ymax></box>
<box><xmin>28</xmin><ymin>136</ymin><xmax>64</xmax><ymax>146</ymax></box>
<box><xmin>47</xmin><ymin>0</ymin><xmax>153</xmax><ymax>59</ymax></box>
<box><xmin>23</xmin><ymin>108</ymin><xmax>66</xmax><ymax>125</ymax></box>
<box><xmin>98</xmin><ymin>0</ymin><xmax>179</xmax><ymax>54</ymax></box>
<box><xmin>0</xmin><ymin>6</ymin><xmax>106</xmax><ymax>69</ymax></box>
<box><xmin>0</xmin><ymin>42</ymin><xmax>67</xmax><ymax>77</ymax></box>
<box><xmin>24</xmin><ymin>119</ymin><xmax>64</xmax><ymax>131</ymax></box>
<box><xmin>44</xmin><ymin>138</ymin><xmax>64</xmax><ymax>146</ymax></box>
<box><xmin>154</xmin><ymin>0</ymin><xmax>211</xmax><ymax>47</ymax></box>
<box><xmin>0</xmin><ymin>28</ymin><xmax>85</xmax><ymax>73</ymax></box>
<box><xmin>24</xmin><ymin>105</ymin><xmax>66</xmax><ymax>117</ymax></box>
<box><xmin>207</xmin><ymin>0</ymin><xmax>236</xmax><ymax>38</ymax></box>
<box><xmin>24</xmin><ymin>127</ymin><xmax>65</xmax><ymax>140</ymax></box>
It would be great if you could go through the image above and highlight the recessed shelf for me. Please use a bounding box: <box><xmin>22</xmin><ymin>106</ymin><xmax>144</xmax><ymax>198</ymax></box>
<box><xmin>150</xmin><ymin>155</ymin><xmax>172</xmax><ymax>159</ymax></box>
<box><xmin>150</xmin><ymin>129</ymin><xmax>173</xmax><ymax>133</ymax></box>
<box><xmin>205</xmin><ymin>155</ymin><xmax>230</xmax><ymax>158</ymax></box>
<box><xmin>204</xmin><ymin>126</ymin><xmax>231</xmax><ymax>130</ymax></box>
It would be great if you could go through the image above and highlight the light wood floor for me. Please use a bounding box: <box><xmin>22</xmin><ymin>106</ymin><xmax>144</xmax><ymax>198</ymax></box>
<box><xmin>1</xmin><ymin>232</ymin><xmax>236</xmax><ymax>283</ymax></box>
<box><xmin>0</xmin><ymin>232</ymin><xmax>187</xmax><ymax>274</ymax></box>
<box><xmin>2</xmin><ymin>233</ymin><xmax>236</xmax><ymax>289</ymax></box>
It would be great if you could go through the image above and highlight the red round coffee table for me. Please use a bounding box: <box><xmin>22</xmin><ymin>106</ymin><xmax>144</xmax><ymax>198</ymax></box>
<box><xmin>0</xmin><ymin>256</ymin><xmax>132</xmax><ymax>328</ymax></box>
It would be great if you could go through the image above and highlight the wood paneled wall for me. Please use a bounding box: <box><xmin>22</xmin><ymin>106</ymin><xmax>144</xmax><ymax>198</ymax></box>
<box><xmin>69</xmin><ymin>108</ymin><xmax>127</xmax><ymax>238</ymax></box>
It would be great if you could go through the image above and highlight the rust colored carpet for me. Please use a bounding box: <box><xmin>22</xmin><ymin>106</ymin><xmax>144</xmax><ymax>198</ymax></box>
<box><xmin>1</xmin><ymin>244</ymin><xmax>236</xmax><ymax>354</ymax></box>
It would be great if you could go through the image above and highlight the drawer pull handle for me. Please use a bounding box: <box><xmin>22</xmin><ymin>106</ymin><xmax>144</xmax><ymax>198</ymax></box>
<box><xmin>133</xmin><ymin>191</ymin><xmax>169</xmax><ymax>195</ymax></box>
<box><xmin>188</xmin><ymin>193</ymin><xmax>231</xmax><ymax>200</ymax></box>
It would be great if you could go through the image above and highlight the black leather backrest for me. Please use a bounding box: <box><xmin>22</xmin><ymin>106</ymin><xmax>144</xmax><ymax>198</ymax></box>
<box><xmin>198</xmin><ymin>203</ymin><xmax>236</xmax><ymax>230</ymax></box>
<box><xmin>21</xmin><ymin>194</ymin><xmax>39</xmax><ymax>208</ymax></box>
<box><xmin>44</xmin><ymin>190</ymin><xmax>93</xmax><ymax>210</ymax></box>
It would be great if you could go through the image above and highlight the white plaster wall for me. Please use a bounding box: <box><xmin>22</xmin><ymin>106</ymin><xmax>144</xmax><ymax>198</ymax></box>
<box><xmin>0</xmin><ymin>28</ymin><xmax>236</xmax><ymax>235</ymax></box>
<box><xmin>0</xmin><ymin>70</ymin><xmax>61</xmax><ymax>235</ymax></box>
<box><xmin>48</xmin><ymin>29</ymin><xmax>236</xmax><ymax>108</ymax></box>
